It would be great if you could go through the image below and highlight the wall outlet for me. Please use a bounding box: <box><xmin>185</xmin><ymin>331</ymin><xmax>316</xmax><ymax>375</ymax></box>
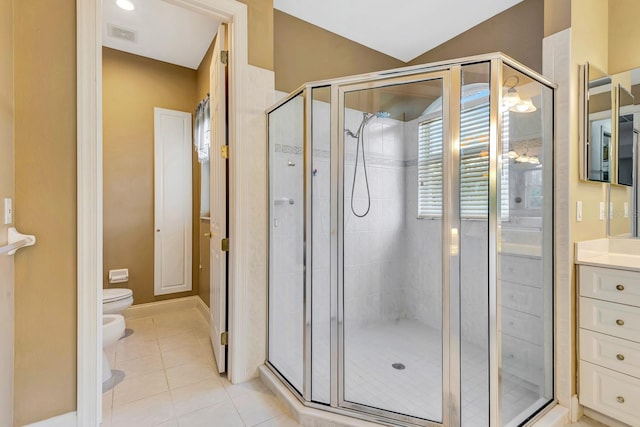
<box><xmin>599</xmin><ymin>202</ymin><xmax>605</xmax><ymax>220</ymax></box>
<box><xmin>576</xmin><ymin>201</ymin><xmax>582</xmax><ymax>222</ymax></box>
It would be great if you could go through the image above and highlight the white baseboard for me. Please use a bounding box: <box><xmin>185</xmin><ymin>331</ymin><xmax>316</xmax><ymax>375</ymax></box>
<box><xmin>123</xmin><ymin>296</ymin><xmax>208</xmax><ymax>320</ymax></box>
<box><xmin>22</xmin><ymin>411</ymin><xmax>77</xmax><ymax>427</ymax></box>
<box><xmin>195</xmin><ymin>295</ymin><xmax>210</xmax><ymax>326</ymax></box>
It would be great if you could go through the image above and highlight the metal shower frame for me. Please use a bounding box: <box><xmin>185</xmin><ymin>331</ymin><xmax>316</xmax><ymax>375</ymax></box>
<box><xmin>265</xmin><ymin>52</ymin><xmax>557</xmax><ymax>427</ymax></box>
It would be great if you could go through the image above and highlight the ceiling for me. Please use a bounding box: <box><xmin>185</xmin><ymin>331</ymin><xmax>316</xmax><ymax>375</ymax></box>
<box><xmin>102</xmin><ymin>0</ymin><xmax>220</xmax><ymax>69</ymax></box>
<box><xmin>274</xmin><ymin>0</ymin><xmax>524</xmax><ymax>62</ymax></box>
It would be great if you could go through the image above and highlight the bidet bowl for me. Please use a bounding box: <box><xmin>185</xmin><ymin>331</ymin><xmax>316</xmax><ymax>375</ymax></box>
<box><xmin>103</xmin><ymin>314</ymin><xmax>125</xmax><ymax>348</ymax></box>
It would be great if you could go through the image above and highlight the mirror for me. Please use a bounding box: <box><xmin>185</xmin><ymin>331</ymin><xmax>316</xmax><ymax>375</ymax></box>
<box><xmin>580</xmin><ymin>63</ymin><xmax>612</xmax><ymax>182</ymax></box>
<box><xmin>617</xmin><ymin>85</ymin><xmax>634</xmax><ymax>186</ymax></box>
<box><xmin>608</xmin><ymin>72</ymin><xmax>640</xmax><ymax>237</ymax></box>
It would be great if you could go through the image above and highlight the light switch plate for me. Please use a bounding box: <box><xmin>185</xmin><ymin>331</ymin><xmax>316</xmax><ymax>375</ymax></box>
<box><xmin>625</xmin><ymin>202</ymin><xmax>629</xmax><ymax>218</ymax></box>
<box><xmin>576</xmin><ymin>201</ymin><xmax>583</xmax><ymax>222</ymax></box>
<box><xmin>599</xmin><ymin>202</ymin><xmax>605</xmax><ymax>220</ymax></box>
<box><xmin>4</xmin><ymin>198</ymin><xmax>12</xmax><ymax>225</ymax></box>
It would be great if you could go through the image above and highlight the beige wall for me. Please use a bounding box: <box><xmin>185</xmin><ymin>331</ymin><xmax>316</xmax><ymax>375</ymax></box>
<box><xmin>197</xmin><ymin>37</ymin><xmax>216</xmax><ymax>100</ymax></box>
<box><xmin>544</xmin><ymin>0</ymin><xmax>571</xmax><ymax>36</ymax></box>
<box><xmin>238</xmin><ymin>0</ymin><xmax>274</xmax><ymax>70</ymax></box>
<box><xmin>0</xmin><ymin>0</ymin><xmax>14</xmax><ymax>424</ymax></box>
<box><xmin>274</xmin><ymin>10</ymin><xmax>404</xmax><ymax>92</ymax></box>
<box><xmin>13</xmin><ymin>0</ymin><xmax>78</xmax><ymax>424</ymax></box>
<box><xmin>608</xmin><ymin>0</ymin><xmax>640</xmax><ymax>74</ymax></box>
<box><xmin>409</xmin><ymin>0</ymin><xmax>544</xmax><ymax>72</ymax></box>
<box><xmin>103</xmin><ymin>47</ymin><xmax>199</xmax><ymax>305</ymax></box>
<box><xmin>571</xmin><ymin>0</ymin><xmax>609</xmax><ymax>245</ymax></box>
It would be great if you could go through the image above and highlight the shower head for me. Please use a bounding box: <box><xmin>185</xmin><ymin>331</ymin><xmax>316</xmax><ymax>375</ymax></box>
<box><xmin>345</xmin><ymin>111</ymin><xmax>391</xmax><ymax>138</ymax></box>
<box><xmin>361</xmin><ymin>111</ymin><xmax>390</xmax><ymax>127</ymax></box>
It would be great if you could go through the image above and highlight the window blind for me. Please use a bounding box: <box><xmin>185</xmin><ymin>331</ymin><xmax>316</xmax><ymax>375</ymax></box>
<box><xmin>418</xmin><ymin>103</ymin><xmax>509</xmax><ymax>219</ymax></box>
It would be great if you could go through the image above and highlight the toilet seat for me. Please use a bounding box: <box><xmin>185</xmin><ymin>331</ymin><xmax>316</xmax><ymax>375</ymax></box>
<box><xmin>103</xmin><ymin>288</ymin><xmax>133</xmax><ymax>303</ymax></box>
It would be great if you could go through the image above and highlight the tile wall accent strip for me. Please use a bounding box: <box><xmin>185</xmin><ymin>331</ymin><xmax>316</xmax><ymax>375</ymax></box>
<box><xmin>276</xmin><ymin>144</ymin><xmax>419</xmax><ymax>168</ymax></box>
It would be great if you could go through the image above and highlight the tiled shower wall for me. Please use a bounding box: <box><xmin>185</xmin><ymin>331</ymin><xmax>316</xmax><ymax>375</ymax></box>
<box><xmin>270</xmin><ymin>95</ymin><xmax>491</xmax><ymax>373</ymax></box>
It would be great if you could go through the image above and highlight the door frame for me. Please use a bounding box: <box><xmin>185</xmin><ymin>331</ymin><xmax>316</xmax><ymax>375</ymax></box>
<box><xmin>77</xmin><ymin>0</ymin><xmax>250</xmax><ymax>425</ymax></box>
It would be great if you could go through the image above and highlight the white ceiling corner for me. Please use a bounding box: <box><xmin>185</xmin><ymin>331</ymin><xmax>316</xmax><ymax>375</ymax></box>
<box><xmin>102</xmin><ymin>0</ymin><xmax>221</xmax><ymax>69</ymax></box>
<box><xmin>274</xmin><ymin>0</ymin><xmax>524</xmax><ymax>63</ymax></box>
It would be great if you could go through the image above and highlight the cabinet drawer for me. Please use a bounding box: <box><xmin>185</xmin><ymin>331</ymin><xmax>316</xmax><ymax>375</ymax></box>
<box><xmin>502</xmin><ymin>281</ymin><xmax>543</xmax><ymax>317</ymax></box>
<box><xmin>502</xmin><ymin>335</ymin><xmax>543</xmax><ymax>386</ymax></box>
<box><xmin>580</xmin><ymin>329</ymin><xmax>640</xmax><ymax>378</ymax></box>
<box><xmin>580</xmin><ymin>297</ymin><xmax>640</xmax><ymax>343</ymax></box>
<box><xmin>502</xmin><ymin>306</ymin><xmax>543</xmax><ymax>345</ymax></box>
<box><xmin>580</xmin><ymin>265</ymin><xmax>640</xmax><ymax>307</ymax></box>
<box><xmin>580</xmin><ymin>361</ymin><xmax>640</xmax><ymax>426</ymax></box>
<box><xmin>501</xmin><ymin>255</ymin><xmax>543</xmax><ymax>288</ymax></box>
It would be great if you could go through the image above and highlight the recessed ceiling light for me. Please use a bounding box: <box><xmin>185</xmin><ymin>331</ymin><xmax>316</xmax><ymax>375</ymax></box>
<box><xmin>116</xmin><ymin>0</ymin><xmax>135</xmax><ymax>11</ymax></box>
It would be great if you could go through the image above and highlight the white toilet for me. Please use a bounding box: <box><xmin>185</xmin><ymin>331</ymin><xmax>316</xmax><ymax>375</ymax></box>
<box><xmin>102</xmin><ymin>314</ymin><xmax>125</xmax><ymax>383</ymax></box>
<box><xmin>103</xmin><ymin>288</ymin><xmax>133</xmax><ymax>314</ymax></box>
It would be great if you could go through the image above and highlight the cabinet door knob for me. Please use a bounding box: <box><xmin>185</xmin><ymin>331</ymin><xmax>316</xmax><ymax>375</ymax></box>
<box><xmin>616</xmin><ymin>284</ymin><xmax>625</xmax><ymax>291</ymax></box>
<box><xmin>617</xmin><ymin>396</ymin><xmax>625</xmax><ymax>404</ymax></box>
<box><xmin>617</xmin><ymin>354</ymin><xmax>625</xmax><ymax>361</ymax></box>
<box><xmin>616</xmin><ymin>319</ymin><xmax>625</xmax><ymax>326</ymax></box>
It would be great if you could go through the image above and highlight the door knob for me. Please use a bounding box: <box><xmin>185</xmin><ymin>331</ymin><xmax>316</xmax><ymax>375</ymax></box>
<box><xmin>204</xmin><ymin>232</ymin><xmax>211</xmax><ymax>238</ymax></box>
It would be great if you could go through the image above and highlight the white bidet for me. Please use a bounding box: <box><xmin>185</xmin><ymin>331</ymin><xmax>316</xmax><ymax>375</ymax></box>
<box><xmin>102</xmin><ymin>314</ymin><xmax>125</xmax><ymax>383</ymax></box>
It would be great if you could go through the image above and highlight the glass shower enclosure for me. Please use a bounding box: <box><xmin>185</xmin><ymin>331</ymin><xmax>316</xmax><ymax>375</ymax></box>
<box><xmin>267</xmin><ymin>54</ymin><xmax>555</xmax><ymax>427</ymax></box>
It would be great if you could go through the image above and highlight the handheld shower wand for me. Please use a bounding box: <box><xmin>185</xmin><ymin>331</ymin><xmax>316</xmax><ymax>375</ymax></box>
<box><xmin>344</xmin><ymin>111</ymin><xmax>389</xmax><ymax>218</ymax></box>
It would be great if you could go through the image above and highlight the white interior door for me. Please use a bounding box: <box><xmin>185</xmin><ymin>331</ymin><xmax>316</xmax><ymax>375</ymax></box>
<box><xmin>154</xmin><ymin>108</ymin><xmax>193</xmax><ymax>296</ymax></box>
<box><xmin>210</xmin><ymin>24</ymin><xmax>228</xmax><ymax>373</ymax></box>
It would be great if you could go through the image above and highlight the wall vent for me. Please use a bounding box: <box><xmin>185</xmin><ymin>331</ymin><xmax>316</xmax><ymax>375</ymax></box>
<box><xmin>108</xmin><ymin>24</ymin><xmax>137</xmax><ymax>43</ymax></box>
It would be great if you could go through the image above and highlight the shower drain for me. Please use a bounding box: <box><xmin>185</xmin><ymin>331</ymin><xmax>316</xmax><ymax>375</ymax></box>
<box><xmin>392</xmin><ymin>363</ymin><xmax>406</xmax><ymax>370</ymax></box>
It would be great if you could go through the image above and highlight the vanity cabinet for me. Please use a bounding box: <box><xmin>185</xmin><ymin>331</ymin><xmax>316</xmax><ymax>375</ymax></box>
<box><xmin>579</xmin><ymin>264</ymin><xmax>640</xmax><ymax>426</ymax></box>
<box><xmin>501</xmin><ymin>254</ymin><xmax>545</xmax><ymax>389</ymax></box>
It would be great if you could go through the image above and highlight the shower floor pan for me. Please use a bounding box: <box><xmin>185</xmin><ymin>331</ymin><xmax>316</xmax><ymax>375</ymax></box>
<box><xmin>275</xmin><ymin>318</ymin><xmax>541</xmax><ymax>426</ymax></box>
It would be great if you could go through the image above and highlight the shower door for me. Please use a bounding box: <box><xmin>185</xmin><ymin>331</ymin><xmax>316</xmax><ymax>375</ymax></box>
<box><xmin>336</xmin><ymin>71</ymin><xmax>455</xmax><ymax>426</ymax></box>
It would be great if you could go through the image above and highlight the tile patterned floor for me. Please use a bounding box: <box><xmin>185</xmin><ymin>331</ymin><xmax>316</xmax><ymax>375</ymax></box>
<box><xmin>102</xmin><ymin>307</ymin><xmax>299</xmax><ymax>427</ymax></box>
<box><xmin>274</xmin><ymin>319</ymin><xmax>545</xmax><ymax>426</ymax></box>
<box><xmin>102</xmin><ymin>307</ymin><xmax>563</xmax><ymax>427</ymax></box>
